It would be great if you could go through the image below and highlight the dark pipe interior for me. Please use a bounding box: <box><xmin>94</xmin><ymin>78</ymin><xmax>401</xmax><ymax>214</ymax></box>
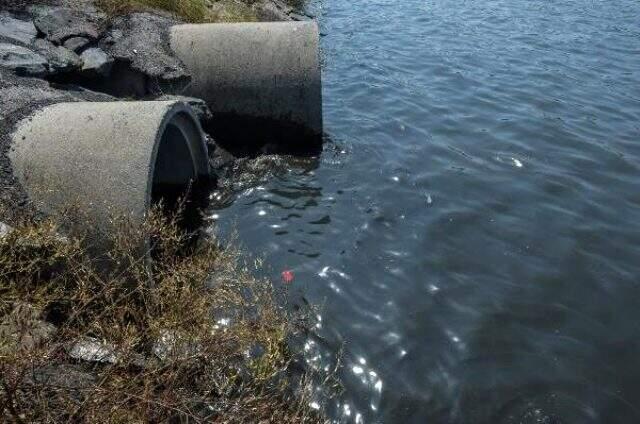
<box><xmin>152</xmin><ymin>122</ymin><xmax>210</xmax><ymax>234</ymax></box>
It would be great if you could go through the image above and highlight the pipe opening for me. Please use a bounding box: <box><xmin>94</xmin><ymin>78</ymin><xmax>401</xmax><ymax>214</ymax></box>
<box><xmin>152</xmin><ymin>112</ymin><xmax>210</xmax><ymax>233</ymax></box>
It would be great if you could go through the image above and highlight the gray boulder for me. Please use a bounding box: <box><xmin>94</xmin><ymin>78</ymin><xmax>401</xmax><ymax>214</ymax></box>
<box><xmin>34</xmin><ymin>7</ymin><xmax>101</xmax><ymax>44</ymax></box>
<box><xmin>80</xmin><ymin>47</ymin><xmax>113</xmax><ymax>77</ymax></box>
<box><xmin>0</xmin><ymin>43</ymin><xmax>48</xmax><ymax>77</ymax></box>
<box><xmin>0</xmin><ymin>13</ymin><xmax>38</xmax><ymax>46</ymax></box>
<box><xmin>33</xmin><ymin>38</ymin><xmax>83</xmax><ymax>75</ymax></box>
<box><xmin>63</xmin><ymin>36</ymin><xmax>91</xmax><ymax>53</ymax></box>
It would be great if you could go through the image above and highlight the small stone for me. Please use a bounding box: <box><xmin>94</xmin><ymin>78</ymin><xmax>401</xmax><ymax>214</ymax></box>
<box><xmin>33</xmin><ymin>38</ymin><xmax>83</xmax><ymax>75</ymax></box>
<box><xmin>34</xmin><ymin>7</ymin><xmax>100</xmax><ymax>44</ymax></box>
<box><xmin>63</xmin><ymin>36</ymin><xmax>90</xmax><ymax>53</ymax></box>
<box><xmin>68</xmin><ymin>337</ymin><xmax>118</xmax><ymax>364</ymax></box>
<box><xmin>0</xmin><ymin>221</ymin><xmax>13</xmax><ymax>237</ymax></box>
<box><xmin>0</xmin><ymin>43</ymin><xmax>48</xmax><ymax>77</ymax></box>
<box><xmin>0</xmin><ymin>13</ymin><xmax>38</xmax><ymax>46</ymax></box>
<box><xmin>80</xmin><ymin>47</ymin><xmax>113</xmax><ymax>77</ymax></box>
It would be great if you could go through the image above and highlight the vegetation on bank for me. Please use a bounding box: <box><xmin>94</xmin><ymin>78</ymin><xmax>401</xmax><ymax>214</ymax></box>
<box><xmin>96</xmin><ymin>0</ymin><xmax>302</xmax><ymax>22</ymax></box>
<box><xmin>97</xmin><ymin>0</ymin><xmax>209</xmax><ymax>22</ymax></box>
<box><xmin>0</xmin><ymin>207</ymin><xmax>330</xmax><ymax>422</ymax></box>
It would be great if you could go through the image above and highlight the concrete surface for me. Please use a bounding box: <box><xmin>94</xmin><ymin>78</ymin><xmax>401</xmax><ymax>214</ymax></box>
<box><xmin>170</xmin><ymin>21</ymin><xmax>322</xmax><ymax>139</ymax></box>
<box><xmin>9</xmin><ymin>100</ymin><xmax>209</xmax><ymax>238</ymax></box>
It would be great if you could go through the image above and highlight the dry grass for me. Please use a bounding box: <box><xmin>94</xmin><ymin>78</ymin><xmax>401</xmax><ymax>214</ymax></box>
<box><xmin>96</xmin><ymin>0</ymin><xmax>210</xmax><ymax>22</ymax></box>
<box><xmin>95</xmin><ymin>0</ymin><xmax>258</xmax><ymax>22</ymax></box>
<box><xmin>96</xmin><ymin>0</ymin><xmax>304</xmax><ymax>22</ymax></box>
<box><xmin>0</xmin><ymin>208</ymin><xmax>330</xmax><ymax>423</ymax></box>
<box><xmin>204</xmin><ymin>0</ymin><xmax>258</xmax><ymax>23</ymax></box>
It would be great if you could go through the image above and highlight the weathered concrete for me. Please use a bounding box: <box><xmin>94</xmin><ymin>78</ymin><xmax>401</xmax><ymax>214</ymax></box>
<box><xmin>0</xmin><ymin>70</ymin><xmax>115</xmax><ymax>222</ymax></box>
<box><xmin>9</xmin><ymin>101</ymin><xmax>209</xmax><ymax>237</ymax></box>
<box><xmin>170</xmin><ymin>21</ymin><xmax>322</xmax><ymax>140</ymax></box>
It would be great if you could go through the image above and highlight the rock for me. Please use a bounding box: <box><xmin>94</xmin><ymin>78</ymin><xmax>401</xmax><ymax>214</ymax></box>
<box><xmin>255</xmin><ymin>0</ymin><xmax>295</xmax><ymax>21</ymax></box>
<box><xmin>12</xmin><ymin>363</ymin><xmax>96</xmax><ymax>406</ymax></box>
<box><xmin>289</xmin><ymin>12</ymin><xmax>309</xmax><ymax>21</ymax></box>
<box><xmin>63</xmin><ymin>36</ymin><xmax>90</xmax><ymax>53</ymax></box>
<box><xmin>0</xmin><ymin>221</ymin><xmax>13</xmax><ymax>237</ymax></box>
<box><xmin>100</xmin><ymin>28</ymin><xmax>123</xmax><ymax>47</ymax></box>
<box><xmin>80</xmin><ymin>47</ymin><xmax>113</xmax><ymax>77</ymax></box>
<box><xmin>33</xmin><ymin>38</ymin><xmax>83</xmax><ymax>75</ymax></box>
<box><xmin>34</xmin><ymin>7</ymin><xmax>101</xmax><ymax>44</ymax></box>
<box><xmin>0</xmin><ymin>43</ymin><xmax>48</xmax><ymax>77</ymax></box>
<box><xmin>0</xmin><ymin>303</ymin><xmax>56</xmax><ymax>352</ymax></box>
<box><xmin>68</xmin><ymin>336</ymin><xmax>118</xmax><ymax>364</ymax></box>
<box><xmin>0</xmin><ymin>13</ymin><xmax>38</xmax><ymax>46</ymax></box>
<box><xmin>102</xmin><ymin>13</ymin><xmax>190</xmax><ymax>96</ymax></box>
<box><xmin>32</xmin><ymin>364</ymin><xmax>95</xmax><ymax>391</ymax></box>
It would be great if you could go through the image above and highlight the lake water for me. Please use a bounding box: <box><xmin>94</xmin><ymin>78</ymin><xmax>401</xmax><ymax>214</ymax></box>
<box><xmin>208</xmin><ymin>0</ymin><xmax>640</xmax><ymax>422</ymax></box>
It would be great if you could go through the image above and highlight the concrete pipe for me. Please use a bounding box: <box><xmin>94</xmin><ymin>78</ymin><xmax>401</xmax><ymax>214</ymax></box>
<box><xmin>9</xmin><ymin>100</ymin><xmax>210</xmax><ymax>241</ymax></box>
<box><xmin>170</xmin><ymin>21</ymin><xmax>322</xmax><ymax>151</ymax></box>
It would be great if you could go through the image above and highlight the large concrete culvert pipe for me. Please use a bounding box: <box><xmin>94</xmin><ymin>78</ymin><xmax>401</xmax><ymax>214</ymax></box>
<box><xmin>170</xmin><ymin>21</ymin><xmax>322</xmax><ymax>152</ymax></box>
<box><xmin>9</xmin><ymin>101</ymin><xmax>210</xmax><ymax>243</ymax></box>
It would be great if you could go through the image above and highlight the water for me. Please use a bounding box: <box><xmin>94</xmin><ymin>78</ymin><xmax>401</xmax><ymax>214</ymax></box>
<box><xmin>207</xmin><ymin>0</ymin><xmax>640</xmax><ymax>422</ymax></box>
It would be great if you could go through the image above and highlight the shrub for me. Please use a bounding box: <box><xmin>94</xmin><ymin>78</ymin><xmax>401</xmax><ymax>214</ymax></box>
<box><xmin>0</xmin><ymin>208</ymin><xmax>328</xmax><ymax>422</ymax></box>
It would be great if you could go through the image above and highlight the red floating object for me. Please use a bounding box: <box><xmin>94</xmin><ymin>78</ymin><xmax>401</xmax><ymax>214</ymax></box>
<box><xmin>281</xmin><ymin>269</ymin><xmax>294</xmax><ymax>284</ymax></box>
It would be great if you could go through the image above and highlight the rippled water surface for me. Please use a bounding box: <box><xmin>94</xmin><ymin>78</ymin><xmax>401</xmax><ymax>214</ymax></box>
<box><xmin>208</xmin><ymin>0</ymin><xmax>640</xmax><ymax>422</ymax></box>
